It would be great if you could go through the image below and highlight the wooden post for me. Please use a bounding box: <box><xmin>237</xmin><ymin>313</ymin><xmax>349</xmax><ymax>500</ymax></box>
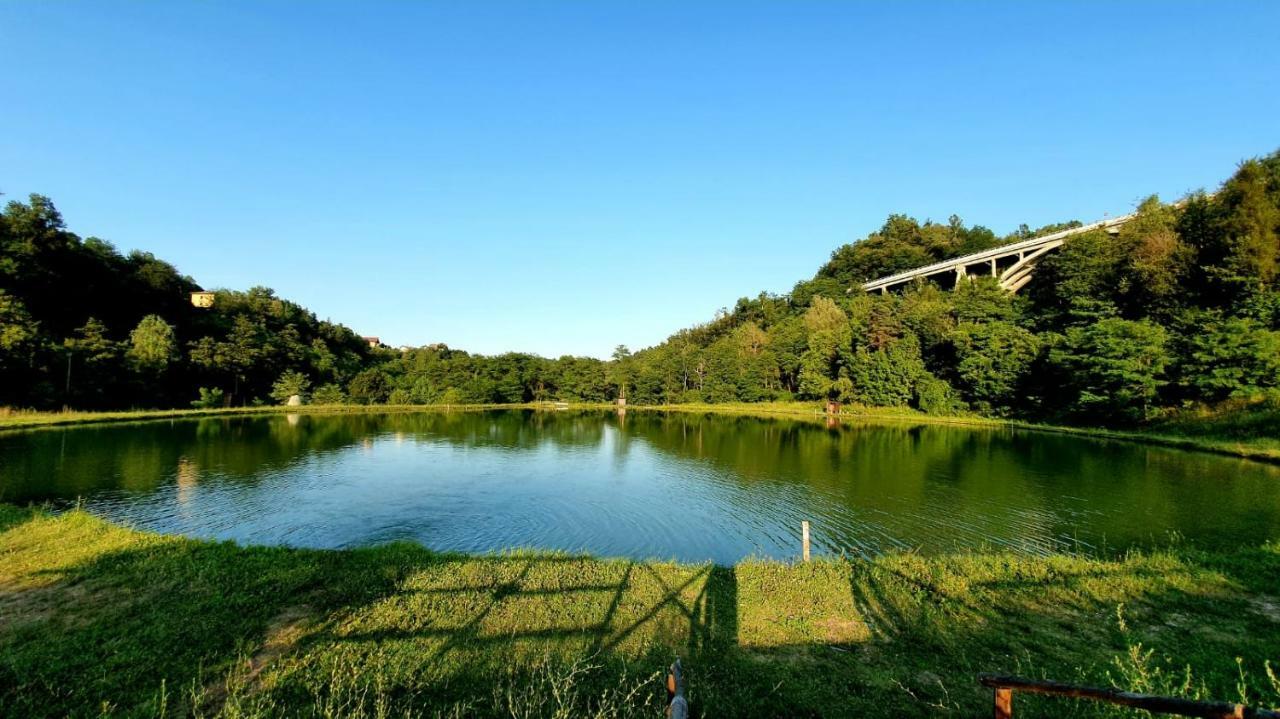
<box><xmin>801</xmin><ymin>521</ymin><xmax>810</xmax><ymax>563</ymax></box>
<box><xmin>994</xmin><ymin>687</ymin><xmax>1012</xmax><ymax>719</ymax></box>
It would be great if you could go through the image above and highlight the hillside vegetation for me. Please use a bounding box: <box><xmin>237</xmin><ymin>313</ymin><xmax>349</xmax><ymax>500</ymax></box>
<box><xmin>3</xmin><ymin>151</ymin><xmax>1279</xmax><ymax>428</ymax></box>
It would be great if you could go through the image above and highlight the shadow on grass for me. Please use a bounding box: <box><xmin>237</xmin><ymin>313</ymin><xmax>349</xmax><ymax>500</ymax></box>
<box><xmin>0</xmin><ymin>514</ymin><xmax>744</xmax><ymax>718</ymax></box>
<box><xmin>0</xmin><ymin>504</ymin><xmax>35</xmax><ymax>533</ymax></box>
<box><xmin>2</xmin><ymin>511</ymin><xmax>1278</xmax><ymax>718</ymax></box>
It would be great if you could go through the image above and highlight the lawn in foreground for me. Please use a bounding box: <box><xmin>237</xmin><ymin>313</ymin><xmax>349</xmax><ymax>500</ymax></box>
<box><xmin>0</xmin><ymin>505</ymin><xmax>1277</xmax><ymax>718</ymax></box>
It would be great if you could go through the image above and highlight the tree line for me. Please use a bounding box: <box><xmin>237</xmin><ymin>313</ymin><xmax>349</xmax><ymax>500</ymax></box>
<box><xmin>2</xmin><ymin>149</ymin><xmax>1277</xmax><ymax>425</ymax></box>
<box><xmin>616</xmin><ymin>150</ymin><xmax>1280</xmax><ymax>424</ymax></box>
<box><xmin>0</xmin><ymin>196</ymin><xmax>374</xmax><ymax>409</ymax></box>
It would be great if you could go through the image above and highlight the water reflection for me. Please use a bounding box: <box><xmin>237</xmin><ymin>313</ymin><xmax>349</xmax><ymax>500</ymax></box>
<box><xmin>1</xmin><ymin>410</ymin><xmax>1278</xmax><ymax>563</ymax></box>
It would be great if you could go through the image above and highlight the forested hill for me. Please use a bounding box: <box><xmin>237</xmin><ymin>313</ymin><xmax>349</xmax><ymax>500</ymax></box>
<box><xmin>0</xmin><ymin>197</ymin><xmax>378</xmax><ymax>409</ymax></box>
<box><xmin>612</xmin><ymin>149</ymin><xmax>1280</xmax><ymax>425</ymax></box>
<box><xmin>2</xmin><ymin>149</ymin><xmax>1278</xmax><ymax>425</ymax></box>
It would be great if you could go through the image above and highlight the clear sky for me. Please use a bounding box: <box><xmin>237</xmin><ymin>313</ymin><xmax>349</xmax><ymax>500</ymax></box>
<box><xmin>2</xmin><ymin>2</ymin><xmax>1277</xmax><ymax>358</ymax></box>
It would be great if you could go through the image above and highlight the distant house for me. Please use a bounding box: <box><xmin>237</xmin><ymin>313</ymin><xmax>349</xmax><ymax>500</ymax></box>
<box><xmin>363</xmin><ymin>336</ymin><xmax>381</xmax><ymax>349</ymax></box>
<box><xmin>190</xmin><ymin>291</ymin><xmax>215</xmax><ymax>308</ymax></box>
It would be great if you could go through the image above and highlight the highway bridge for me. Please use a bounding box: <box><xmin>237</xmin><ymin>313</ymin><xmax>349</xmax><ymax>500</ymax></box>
<box><xmin>859</xmin><ymin>212</ymin><xmax>1135</xmax><ymax>295</ymax></box>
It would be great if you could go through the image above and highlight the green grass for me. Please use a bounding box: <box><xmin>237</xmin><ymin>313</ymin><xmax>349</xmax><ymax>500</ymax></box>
<box><xmin>5</xmin><ymin>396</ymin><xmax>1280</xmax><ymax>462</ymax></box>
<box><xmin>1</xmin><ymin>506</ymin><xmax>1277</xmax><ymax>717</ymax></box>
<box><xmin>1148</xmin><ymin>395</ymin><xmax>1280</xmax><ymax>451</ymax></box>
<box><xmin>0</xmin><ymin>403</ymin><xmax>606</xmax><ymax>432</ymax></box>
<box><xmin>634</xmin><ymin>400</ymin><xmax>1280</xmax><ymax>464</ymax></box>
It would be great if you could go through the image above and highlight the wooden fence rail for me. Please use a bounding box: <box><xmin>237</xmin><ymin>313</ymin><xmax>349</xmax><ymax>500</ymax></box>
<box><xmin>978</xmin><ymin>674</ymin><xmax>1280</xmax><ymax>719</ymax></box>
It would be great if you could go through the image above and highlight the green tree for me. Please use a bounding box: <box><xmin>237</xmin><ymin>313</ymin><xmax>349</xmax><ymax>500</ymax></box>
<box><xmin>0</xmin><ymin>290</ymin><xmax>40</xmax><ymax>372</ymax></box>
<box><xmin>311</xmin><ymin>383</ymin><xmax>346</xmax><ymax>405</ymax></box>
<box><xmin>1114</xmin><ymin>196</ymin><xmax>1190</xmax><ymax>319</ymax></box>
<box><xmin>188</xmin><ymin>315</ymin><xmax>263</xmax><ymax>402</ymax></box>
<box><xmin>701</xmin><ymin>337</ymin><xmax>742</xmax><ymax>403</ymax></box>
<box><xmin>190</xmin><ymin>386</ymin><xmax>226</xmax><ymax>408</ymax></box>
<box><xmin>1176</xmin><ymin>317</ymin><xmax>1280</xmax><ymax>402</ymax></box>
<box><xmin>898</xmin><ymin>284</ymin><xmax>955</xmax><ymax>361</ymax></box>
<box><xmin>953</xmin><ymin>277</ymin><xmax>1019</xmax><ymax>324</ymax></box>
<box><xmin>1214</xmin><ymin>159</ymin><xmax>1280</xmax><ymax>292</ymax></box>
<box><xmin>1049</xmin><ymin>319</ymin><xmax>1170</xmax><ymax>424</ymax></box>
<box><xmin>270</xmin><ymin>370</ymin><xmax>312</xmax><ymax>404</ymax></box>
<box><xmin>436</xmin><ymin>387</ymin><xmax>465</xmax><ymax>405</ymax></box>
<box><xmin>1028</xmin><ymin>230</ymin><xmax>1122</xmax><ymax>328</ymax></box>
<box><xmin>348</xmin><ymin>369</ymin><xmax>391</xmax><ymax>404</ymax></box>
<box><xmin>64</xmin><ymin>318</ymin><xmax>121</xmax><ymax>406</ymax></box>
<box><xmin>950</xmin><ymin>321</ymin><xmax>1041</xmax><ymax>414</ymax></box>
<box><xmin>798</xmin><ymin>297</ymin><xmax>852</xmax><ymax>400</ymax></box>
<box><xmin>804</xmin><ymin>296</ymin><xmax>849</xmax><ymax>335</ymax></box>
<box><xmin>126</xmin><ymin>315</ymin><xmax>177</xmax><ymax>373</ymax></box>
<box><xmin>848</xmin><ymin>335</ymin><xmax>927</xmax><ymax>407</ymax></box>
<box><xmin>608</xmin><ymin>345</ymin><xmax>632</xmax><ymax>400</ymax></box>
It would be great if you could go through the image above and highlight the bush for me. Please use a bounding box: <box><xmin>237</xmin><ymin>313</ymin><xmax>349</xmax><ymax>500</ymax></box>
<box><xmin>914</xmin><ymin>375</ymin><xmax>966</xmax><ymax>415</ymax></box>
<box><xmin>434</xmin><ymin>387</ymin><xmax>466</xmax><ymax>405</ymax></box>
<box><xmin>311</xmin><ymin>383</ymin><xmax>346</xmax><ymax>405</ymax></box>
<box><xmin>190</xmin><ymin>387</ymin><xmax>225</xmax><ymax>409</ymax></box>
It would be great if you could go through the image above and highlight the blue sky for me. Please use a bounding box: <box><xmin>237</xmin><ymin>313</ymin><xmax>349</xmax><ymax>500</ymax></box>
<box><xmin>2</xmin><ymin>2</ymin><xmax>1277</xmax><ymax>358</ymax></box>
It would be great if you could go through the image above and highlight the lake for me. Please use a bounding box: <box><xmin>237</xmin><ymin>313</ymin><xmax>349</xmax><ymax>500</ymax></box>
<box><xmin>2</xmin><ymin>410</ymin><xmax>1278</xmax><ymax>564</ymax></box>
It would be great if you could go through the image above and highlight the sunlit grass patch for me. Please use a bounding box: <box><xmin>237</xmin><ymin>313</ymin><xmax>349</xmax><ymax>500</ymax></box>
<box><xmin>1</xmin><ymin>507</ymin><xmax>1278</xmax><ymax>717</ymax></box>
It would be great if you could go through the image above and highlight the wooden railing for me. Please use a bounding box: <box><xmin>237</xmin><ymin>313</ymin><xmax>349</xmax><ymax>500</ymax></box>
<box><xmin>978</xmin><ymin>674</ymin><xmax>1280</xmax><ymax>719</ymax></box>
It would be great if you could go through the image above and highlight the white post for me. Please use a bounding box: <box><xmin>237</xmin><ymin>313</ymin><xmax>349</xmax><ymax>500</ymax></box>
<box><xmin>801</xmin><ymin>521</ymin><xmax>811</xmax><ymax>563</ymax></box>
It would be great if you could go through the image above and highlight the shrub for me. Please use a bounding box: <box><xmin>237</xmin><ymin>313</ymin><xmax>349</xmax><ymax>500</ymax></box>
<box><xmin>311</xmin><ymin>383</ymin><xmax>346</xmax><ymax>405</ymax></box>
<box><xmin>435</xmin><ymin>387</ymin><xmax>466</xmax><ymax>405</ymax></box>
<box><xmin>190</xmin><ymin>387</ymin><xmax>225</xmax><ymax>409</ymax></box>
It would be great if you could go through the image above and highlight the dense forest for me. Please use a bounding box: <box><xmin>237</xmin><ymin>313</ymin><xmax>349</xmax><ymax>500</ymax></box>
<box><xmin>2</xmin><ymin>150</ymin><xmax>1278</xmax><ymax>426</ymax></box>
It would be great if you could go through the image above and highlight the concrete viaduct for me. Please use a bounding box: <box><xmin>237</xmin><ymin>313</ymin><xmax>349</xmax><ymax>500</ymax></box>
<box><xmin>859</xmin><ymin>212</ymin><xmax>1135</xmax><ymax>295</ymax></box>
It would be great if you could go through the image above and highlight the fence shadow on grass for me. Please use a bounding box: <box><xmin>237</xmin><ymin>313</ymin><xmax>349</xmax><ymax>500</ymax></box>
<box><xmin>0</xmin><ymin>513</ymin><xmax>744</xmax><ymax>718</ymax></box>
<box><xmin>2</xmin><ymin>509</ymin><xmax>1279</xmax><ymax>718</ymax></box>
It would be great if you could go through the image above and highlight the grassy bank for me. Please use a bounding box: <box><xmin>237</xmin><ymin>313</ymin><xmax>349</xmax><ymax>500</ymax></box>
<box><xmin>4</xmin><ymin>399</ymin><xmax>1280</xmax><ymax>465</ymax></box>
<box><xmin>0</xmin><ymin>403</ymin><xmax>598</xmax><ymax>432</ymax></box>
<box><xmin>1</xmin><ymin>506</ymin><xmax>1277</xmax><ymax>717</ymax></box>
<box><xmin>634</xmin><ymin>401</ymin><xmax>1280</xmax><ymax>464</ymax></box>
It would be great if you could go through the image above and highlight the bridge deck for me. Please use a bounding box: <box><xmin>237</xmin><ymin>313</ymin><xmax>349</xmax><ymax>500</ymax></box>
<box><xmin>859</xmin><ymin>212</ymin><xmax>1134</xmax><ymax>294</ymax></box>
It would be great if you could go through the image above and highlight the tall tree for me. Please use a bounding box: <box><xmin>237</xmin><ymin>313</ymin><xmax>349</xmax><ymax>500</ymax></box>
<box><xmin>126</xmin><ymin>315</ymin><xmax>177</xmax><ymax>373</ymax></box>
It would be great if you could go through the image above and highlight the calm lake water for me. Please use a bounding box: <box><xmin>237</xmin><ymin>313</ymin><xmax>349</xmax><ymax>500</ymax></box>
<box><xmin>2</xmin><ymin>410</ymin><xmax>1278</xmax><ymax>563</ymax></box>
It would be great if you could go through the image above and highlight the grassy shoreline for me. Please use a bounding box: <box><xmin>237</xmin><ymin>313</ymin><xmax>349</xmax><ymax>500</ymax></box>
<box><xmin>1</xmin><ymin>506</ymin><xmax>1277</xmax><ymax>717</ymax></box>
<box><xmin>4</xmin><ymin>400</ymin><xmax>1278</xmax><ymax>465</ymax></box>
